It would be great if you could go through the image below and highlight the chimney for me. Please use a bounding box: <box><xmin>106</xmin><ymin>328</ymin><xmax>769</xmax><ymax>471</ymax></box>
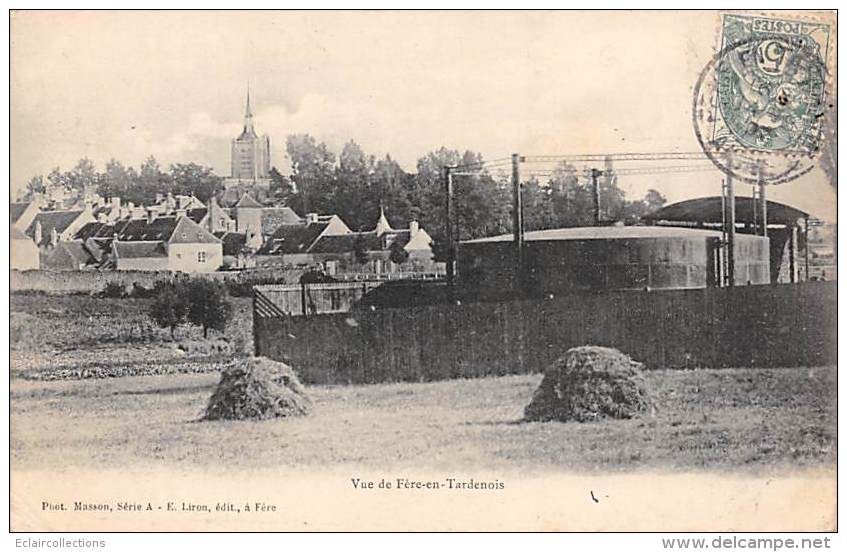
<box><xmin>51</xmin><ymin>227</ymin><xmax>59</xmax><ymax>247</ymax></box>
<box><xmin>147</xmin><ymin>208</ymin><xmax>157</xmax><ymax>224</ymax></box>
<box><xmin>111</xmin><ymin>196</ymin><xmax>121</xmax><ymax>210</ymax></box>
<box><xmin>409</xmin><ymin>220</ymin><xmax>419</xmax><ymax>236</ymax></box>
<box><xmin>34</xmin><ymin>221</ymin><xmax>42</xmax><ymax>246</ymax></box>
<box><xmin>305</xmin><ymin>212</ymin><xmax>319</xmax><ymax>225</ymax></box>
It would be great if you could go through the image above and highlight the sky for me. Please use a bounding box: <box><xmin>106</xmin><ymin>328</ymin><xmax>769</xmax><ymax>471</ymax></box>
<box><xmin>10</xmin><ymin>10</ymin><xmax>837</xmax><ymax>220</ymax></box>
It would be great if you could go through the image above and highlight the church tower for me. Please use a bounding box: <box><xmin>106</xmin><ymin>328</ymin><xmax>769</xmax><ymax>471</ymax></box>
<box><xmin>228</xmin><ymin>88</ymin><xmax>271</xmax><ymax>186</ymax></box>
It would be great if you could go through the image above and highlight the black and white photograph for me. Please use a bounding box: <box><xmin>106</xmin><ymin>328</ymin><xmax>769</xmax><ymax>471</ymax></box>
<box><xmin>6</xmin><ymin>9</ymin><xmax>839</xmax><ymax>535</ymax></box>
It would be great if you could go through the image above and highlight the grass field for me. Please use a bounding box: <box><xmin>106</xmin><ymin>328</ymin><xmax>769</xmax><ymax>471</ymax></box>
<box><xmin>10</xmin><ymin>293</ymin><xmax>837</xmax><ymax>472</ymax></box>
<box><xmin>10</xmin><ymin>366</ymin><xmax>836</xmax><ymax>472</ymax></box>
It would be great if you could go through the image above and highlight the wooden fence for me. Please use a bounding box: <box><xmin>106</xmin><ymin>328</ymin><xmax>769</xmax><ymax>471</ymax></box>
<box><xmin>254</xmin><ymin>282</ymin><xmax>384</xmax><ymax>317</ymax></box>
<box><xmin>253</xmin><ymin>281</ymin><xmax>837</xmax><ymax>385</ymax></box>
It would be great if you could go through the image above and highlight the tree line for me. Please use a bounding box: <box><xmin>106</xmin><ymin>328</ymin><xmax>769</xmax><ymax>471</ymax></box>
<box><xmin>22</xmin><ymin>134</ymin><xmax>667</xmax><ymax>253</ymax></box>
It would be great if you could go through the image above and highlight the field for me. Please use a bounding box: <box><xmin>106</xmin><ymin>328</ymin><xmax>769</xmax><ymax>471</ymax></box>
<box><xmin>9</xmin><ymin>293</ymin><xmax>837</xmax><ymax>472</ymax></box>
<box><xmin>10</xmin><ymin>293</ymin><xmax>253</xmax><ymax>379</ymax></box>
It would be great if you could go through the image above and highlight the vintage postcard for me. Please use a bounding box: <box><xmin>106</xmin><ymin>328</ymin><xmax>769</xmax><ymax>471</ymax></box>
<box><xmin>8</xmin><ymin>10</ymin><xmax>838</xmax><ymax>533</ymax></box>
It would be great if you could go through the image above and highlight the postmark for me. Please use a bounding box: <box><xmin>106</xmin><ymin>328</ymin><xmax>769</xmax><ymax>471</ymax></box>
<box><xmin>693</xmin><ymin>13</ymin><xmax>833</xmax><ymax>185</ymax></box>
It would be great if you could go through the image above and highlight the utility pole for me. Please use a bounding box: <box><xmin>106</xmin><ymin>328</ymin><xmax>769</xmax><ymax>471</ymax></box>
<box><xmin>751</xmin><ymin>186</ymin><xmax>758</xmax><ymax>234</ymax></box>
<box><xmin>789</xmin><ymin>223</ymin><xmax>798</xmax><ymax>283</ymax></box>
<box><xmin>726</xmin><ymin>153</ymin><xmax>736</xmax><ymax>287</ymax></box>
<box><xmin>591</xmin><ymin>168</ymin><xmax>602</xmax><ymax>226</ymax></box>
<box><xmin>444</xmin><ymin>165</ymin><xmax>455</xmax><ymax>286</ymax></box>
<box><xmin>757</xmin><ymin>162</ymin><xmax>768</xmax><ymax>238</ymax></box>
<box><xmin>511</xmin><ymin>154</ymin><xmax>523</xmax><ymax>288</ymax></box>
<box><xmin>804</xmin><ymin>216</ymin><xmax>811</xmax><ymax>281</ymax></box>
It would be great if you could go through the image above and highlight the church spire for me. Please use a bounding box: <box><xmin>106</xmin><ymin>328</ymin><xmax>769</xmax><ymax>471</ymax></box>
<box><xmin>245</xmin><ymin>85</ymin><xmax>253</xmax><ymax>119</ymax></box>
<box><xmin>242</xmin><ymin>85</ymin><xmax>256</xmax><ymax>137</ymax></box>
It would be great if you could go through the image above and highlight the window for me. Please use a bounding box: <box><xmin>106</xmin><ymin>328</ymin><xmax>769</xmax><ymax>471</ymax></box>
<box><xmin>198</xmin><ymin>251</ymin><xmax>207</xmax><ymax>263</ymax></box>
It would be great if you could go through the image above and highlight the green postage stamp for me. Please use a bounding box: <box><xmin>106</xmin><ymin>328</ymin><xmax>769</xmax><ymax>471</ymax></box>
<box><xmin>693</xmin><ymin>12</ymin><xmax>834</xmax><ymax>184</ymax></box>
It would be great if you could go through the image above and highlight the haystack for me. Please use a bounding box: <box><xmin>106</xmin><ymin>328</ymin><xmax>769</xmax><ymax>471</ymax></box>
<box><xmin>524</xmin><ymin>346</ymin><xmax>653</xmax><ymax>422</ymax></box>
<box><xmin>203</xmin><ymin>357</ymin><xmax>312</xmax><ymax>421</ymax></box>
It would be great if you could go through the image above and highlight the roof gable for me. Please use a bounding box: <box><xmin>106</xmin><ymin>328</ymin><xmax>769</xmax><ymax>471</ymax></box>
<box><xmin>258</xmin><ymin>221</ymin><xmax>329</xmax><ymax>255</ymax></box>
<box><xmin>235</xmin><ymin>193</ymin><xmax>263</xmax><ymax>209</ymax></box>
<box><xmin>10</xmin><ymin>202</ymin><xmax>31</xmax><ymax>224</ymax></box>
<box><xmin>26</xmin><ymin>210</ymin><xmax>85</xmax><ymax>246</ymax></box>
<box><xmin>214</xmin><ymin>231</ymin><xmax>248</xmax><ymax>256</ymax></box>
<box><xmin>261</xmin><ymin>207</ymin><xmax>303</xmax><ymax>234</ymax></box>
<box><xmin>186</xmin><ymin>207</ymin><xmax>208</xmax><ymax>224</ymax></box>
<box><xmin>167</xmin><ymin>216</ymin><xmax>222</xmax><ymax>245</ymax></box>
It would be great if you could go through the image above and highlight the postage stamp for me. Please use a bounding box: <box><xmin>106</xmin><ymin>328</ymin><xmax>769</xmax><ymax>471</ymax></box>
<box><xmin>693</xmin><ymin>12</ymin><xmax>834</xmax><ymax>185</ymax></box>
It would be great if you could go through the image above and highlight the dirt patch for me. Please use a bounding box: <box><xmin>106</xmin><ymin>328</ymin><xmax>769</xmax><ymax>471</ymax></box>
<box><xmin>204</xmin><ymin>357</ymin><xmax>312</xmax><ymax>421</ymax></box>
<box><xmin>524</xmin><ymin>346</ymin><xmax>654</xmax><ymax>422</ymax></box>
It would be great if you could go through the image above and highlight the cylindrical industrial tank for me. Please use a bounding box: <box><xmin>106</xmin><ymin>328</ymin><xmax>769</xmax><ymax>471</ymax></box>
<box><xmin>457</xmin><ymin>226</ymin><xmax>770</xmax><ymax>295</ymax></box>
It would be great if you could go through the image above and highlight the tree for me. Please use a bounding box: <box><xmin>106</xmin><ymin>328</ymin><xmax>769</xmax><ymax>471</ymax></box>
<box><xmin>66</xmin><ymin>158</ymin><xmax>98</xmax><ymax>193</ymax></box>
<box><xmin>134</xmin><ymin>156</ymin><xmax>171</xmax><ymax>205</ymax></box>
<box><xmin>24</xmin><ymin>175</ymin><xmax>45</xmax><ymax>200</ymax></box>
<box><xmin>46</xmin><ymin>166</ymin><xmax>69</xmax><ymax>195</ymax></box>
<box><xmin>149</xmin><ymin>282</ymin><xmax>189</xmax><ymax>339</ymax></box>
<box><xmin>333</xmin><ymin>140</ymin><xmax>376</xmax><ymax>229</ymax></box>
<box><xmin>98</xmin><ymin>159</ymin><xmax>137</xmax><ymax>200</ymax></box>
<box><xmin>285</xmin><ymin>133</ymin><xmax>336</xmax><ymax>215</ymax></box>
<box><xmin>184</xmin><ymin>279</ymin><xmax>233</xmax><ymax>338</ymax></box>
<box><xmin>642</xmin><ymin>189</ymin><xmax>667</xmax><ymax>213</ymax></box>
<box><xmin>170</xmin><ymin>163</ymin><xmax>223</xmax><ymax>203</ymax></box>
<box><xmin>412</xmin><ymin>147</ymin><xmax>511</xmax><ymax>260</ymax></box>
<box><xmin>389</xmin><ymin>239</ymin><xmax>410</xmax><ymax>265</ymax></box>
<box><xmin>353</xmin><ymin>233</ymin><xmax>370</xmax><ymax>266</ymax></box>
<box><xmin>268</xmin><ymin>166</ymin><xmax>295</xmax><ymax>204</ymax></box>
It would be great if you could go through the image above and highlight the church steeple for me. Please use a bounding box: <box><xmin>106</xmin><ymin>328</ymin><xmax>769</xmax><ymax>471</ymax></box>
<box><xmin>241</xmin><ymin>86</ymin><xmax>256</xmax><ymax>138</ymax></box>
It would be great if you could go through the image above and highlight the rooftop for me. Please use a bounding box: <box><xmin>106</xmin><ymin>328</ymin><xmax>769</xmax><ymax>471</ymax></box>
<box><xmin>10</xmin><ymin>202</ymin><xmax>32</xmax><ymax>225</ymax></box>
<box><xmin>644</xmin><ymin>196</ymin><xmax>810</xmax><ymax>226</ymax></box>
<box><xmin>113</xmin><ymin>241</ymin><xmax>168</xmax><ymax>259</ymax></box>
<box><xmin>462</xmin><ymin>225</ymin><xmax>733</xmax><ymax>244</ymax></box>
<box><xmin>26</xmin><ymin>210</ymin><xmax>85</xmax><ymax>246</ymax></box>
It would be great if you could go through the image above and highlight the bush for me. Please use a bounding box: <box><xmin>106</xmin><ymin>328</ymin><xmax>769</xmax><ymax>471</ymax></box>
<box><xmin>97</xmin><ymin>281</ymin><xmax>127</xmax><ymax>298</ymax></box>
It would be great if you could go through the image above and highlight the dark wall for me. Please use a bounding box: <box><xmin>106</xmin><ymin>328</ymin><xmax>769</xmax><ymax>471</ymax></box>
<box><xmin>254</xmin><ymin>282</ymin><xmax>836</xmax><ymax>385</ymax></box>
<box><xmin>457</xmin><ymin>234</ymin><xmax>771</xmax><ymax>295</ymax></box>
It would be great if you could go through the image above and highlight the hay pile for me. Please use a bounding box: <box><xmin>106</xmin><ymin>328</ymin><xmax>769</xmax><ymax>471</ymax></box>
<box><xmin>203</xmin><ymin>357</ymin><xmax>312</xmax><ymax>421</ymax></box>
<box><xmin>524</xmin><ymin>346</ymin><xmax>653</xmax><ymax>422</ymax></box>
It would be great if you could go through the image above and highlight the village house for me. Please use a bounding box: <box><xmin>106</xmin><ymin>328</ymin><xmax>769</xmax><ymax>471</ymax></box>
<box><xmin>10</xmin><ymin>199</ymin><xmax>41</xmax><ymax>231</ymax></box>
<box><xmin>10</xmin><ymin>225</ymin><xmax>40</xmax><ymax>270</ymax></box>
<box><xmin>308</xmin><ymin>209</ymin><xmax>437</xmax><ymax>274</ymax></box>
<box><xmin>256</xmin><ymin>212</ymin><xmax>352</xmax><ymax>266</ymax></box>
<box><xmin>111</xmin><ymin>214</ymin><xmax>223</xmax><ymax>272</ymax></box>
<box><xmin>25</xmin><ymin>206</ymin><xmax>96</xmax><ymax>269</ymax></box>
<box><xmin>254</xmin><ymin>207</ymin><xmax>438</xmax><ymax>274</ymax></box>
